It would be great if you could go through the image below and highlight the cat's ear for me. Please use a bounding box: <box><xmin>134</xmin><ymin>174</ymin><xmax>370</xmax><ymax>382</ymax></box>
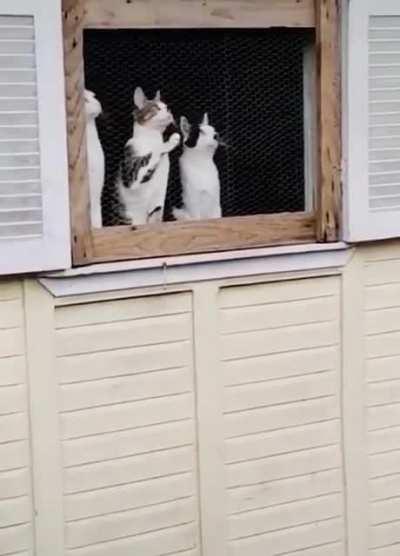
<box><xmin>180</xmin><ymin>116</ymin><xmax>191</xmax><ymax>140</ymax></box>
<box><xmin>154</xmin><ymin>90</ymin><xmax>161</xmax><ymax>102</ymax></box>
<box><xmin>202</xmin><ymin>112</ymin><xmax>209</xmax><ymax>126</ymax></box>
<box><xmin>134</xmin><ymin>87</ymin><xmax>147</xmax><ymax>109</ymax></box>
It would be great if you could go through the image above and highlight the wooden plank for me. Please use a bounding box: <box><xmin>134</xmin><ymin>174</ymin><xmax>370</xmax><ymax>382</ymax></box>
<box><xmin>65</xmin><ymin>446</ymin><xmax>193</xmax><ymax>493</ymax></box>
<box><xmin>224</xmin><ymin>396</ymin><xmax>339</xmax><ymax>439</ymax></box>
<box><xmin>84</xmin><ymin>0</ymin><xmax>315</xmax><ymax>29</ymax></box>
<box><xmin>60</xmin><ymin>367</ymin><xmax>191</xmax><ymax>411</ymax></box>
<box><xmin>220</xmin><ymin>275</ymin><xmax>338</xmax><ymax>309</ymax></box>
<box><xmin>62</xmin><ymin>0</ymin><xmax>93</xmax><ymax>264</ymax></box>
<box><xmin>58</xmin><ymin>340</ymin><xmax>191</xmax><ymax>384</ymax></box>
<box><xmin>224</xmin><ymin>371</ymin><xmax>337</xmax><ymax>414</ymax></box>
<box><xmin>228</xmin><ymin>493</ymin><xmax>342</xmax><ymax>541</ymax></box>
<box><xmin>63</xmin><ymin>420</ymin><xmax>194</xmax><ymax>466</ymax></box>
<box><xmin>91</xmin><ymin>214</ymin><xmax>315</xmax><ymax>263</ymax></box>
<box><xmin>228</xmin><ymin>517</ymin><xmax>344</xmax><ymax>556</ymax></box>
<box><xmin>225</xmin><ymin>420</ymin><xmax>340</xmax><ymax>464</ymax></box>
<box><xmin>24</xmin><ymin>280</ymin><xmax>65</xmax><ymax>556</ymax></box>
<box><xmin>55</xmin><ymin>312</ymin><xmax>191</xmax><ymax>356</ymax></box>
<box><xmin>228</xmin><ymin>468</ymin><xmax>342</xmax><ymax>515</ymax></box>
<box><xmin>64</xmin><ymin>523</ymin><xmax>197</xmax><ymax>556</ymax></box>
<box><xmin>65</xmin><ymin>472</ymin><xmax>195</xmax><ymax>520</ymax></box>
<box><xmin>65</xmin><ymin>498</ymin><xmax>196</xmax><ymax>549</ymax></box>
<box><xmin>223</xmin><ymin>346</ymin><xmax>338</xmax><ymax>387</ymax></box>
<box><xmin>61</xmin><ymin>392</ymin><xmax>193</xmax><ymax>438</ymax></box>
<box><xmin>55</xmin><ymin>292</ymin><xmax>191</xmax><ymax>328</ymax></box>
<box><xmin>227</xmin><ymin>444</ymin><xmax>341</xmax><ymax>488</ymax></box>
<box><xmin>315</xmin><ymin>0</ymin><xmax>341</xmax><ymax>242</ymax></box>
<box><xmin>193</xmin><ymin>284</ymin><xmax>227</xmax><ymax>556</ymax></box>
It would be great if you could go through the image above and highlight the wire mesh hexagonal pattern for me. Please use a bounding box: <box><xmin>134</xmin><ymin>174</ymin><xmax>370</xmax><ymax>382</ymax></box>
<box><xmin>83</xmin><ymin>28</ymin><xmax>314</xmax><ymax>226</ymax></box>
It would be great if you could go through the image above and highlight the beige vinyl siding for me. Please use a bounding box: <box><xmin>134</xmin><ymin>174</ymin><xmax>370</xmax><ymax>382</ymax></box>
<box><xmin>365</xmin><ymin>243</ymin><xmax>400</xmax><ymax>554</ymax></box>
<box><xmin>54</xmin><ymin>292</ymin><xmax>200</xmax><ymax>556</ymax></box>
<box><xmin>219</xmin><ymin>276</ymin><xmax>346</xmax><ymax>556</ymax></box>
<box><xmin>0</xmin><ymin>280</ymin><xmax>34</xmax><ymax>555</ymax></box>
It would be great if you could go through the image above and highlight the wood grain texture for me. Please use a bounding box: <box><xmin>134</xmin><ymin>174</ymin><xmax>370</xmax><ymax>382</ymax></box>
<box><xmin>84</xmin><ymin>0</ymin><xmax>315</xmax><ymax>29</ymax></box>
<box><xmin>315</xmin><ymin>0</ymin><xmax>342</xmax><ymax>242</ymax></box>
<box><xmin>63</xmin><ymin>0</ymin><xmax>93</xmax><ymax>264</ymax></box>
<box><xmin>91</xmin><ymin>214</ymin><xmax>315</xmax><ymax>263</ymax></box>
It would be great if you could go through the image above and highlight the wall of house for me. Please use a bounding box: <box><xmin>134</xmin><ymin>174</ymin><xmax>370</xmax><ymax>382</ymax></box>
<box><xmin>3</xmin><ymin>241</ymin><xmax>400</xmax><ymax>555</ymax></box>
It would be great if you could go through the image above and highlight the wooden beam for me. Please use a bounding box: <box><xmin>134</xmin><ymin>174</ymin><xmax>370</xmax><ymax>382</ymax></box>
<box><xmin>84</xmin><ymin>0</ymin><xmax>315</xmax><ymax>29</ymax></box>
<box><xmin>62</xmin><ymin>0</ymin><xmax>94</xmax><ymax>264</ymax></box>
<box><xmin>91</xmin><ymin>214</ymin><xmax>316</xmax><ymax>263</ymax></box>
<box><xmin>315</xmin><ymin>0</ymin><xmax>341</xmax><ymax>242</ymax></box>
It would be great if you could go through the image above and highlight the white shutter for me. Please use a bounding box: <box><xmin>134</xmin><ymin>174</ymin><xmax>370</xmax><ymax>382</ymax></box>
<box><xmin>0</xmin><ymin>0</ymin><xmax>70</xmax><ymax>274</ymax></box>
<box><xmin>346</xmin><ymin>0</ymin><xmax>400</xmax><ymax>241</ymax></box>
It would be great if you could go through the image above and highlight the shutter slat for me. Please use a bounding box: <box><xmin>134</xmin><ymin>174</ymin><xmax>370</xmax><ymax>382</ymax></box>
<box><xmin>0</xmin><ymin>194</ymin><xmax>41</xmax><ymax>209</ymax></box>
<box><xmin>0</xmin><ymin>69</ymin><xmax>35</xmax><ymax>83</ymax></box>
<box><xmin>368</xmin><ymin>15</ymin><xmax>400</xmax><ymax>216</ymax></box>
<box><xmin>0</xmin><ymin>180</ymin><xmax>40</xmax><ymax>195</ymax></box>
<box><xmin>0</xmin><ymin>140</ymin><xmax>38</xmax><ymax>153</ymax></box>
<box><xmin>0</xmin><ymin>126</ymin><xmax>38</xmax><ymax>139</ymax></box>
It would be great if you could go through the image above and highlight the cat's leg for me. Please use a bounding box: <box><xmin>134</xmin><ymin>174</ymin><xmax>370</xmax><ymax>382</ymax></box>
<box><xmin>161</xmin><ymin>133</ymin><xmax>181</xmax><ymax>154</ymax></box>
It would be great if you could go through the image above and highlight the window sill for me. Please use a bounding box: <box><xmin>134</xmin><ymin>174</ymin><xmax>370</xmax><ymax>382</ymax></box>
<box><xmin>40</xmin><ymin>241</ymin><xmax>352</xmax><ymax>298</ymax></box>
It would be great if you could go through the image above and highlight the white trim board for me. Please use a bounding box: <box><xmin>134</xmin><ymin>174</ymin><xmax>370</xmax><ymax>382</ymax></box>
<box><xmin>40</xmin><ymin>243</ymin><xmax>353</xmax><ymax>298</ymax></box>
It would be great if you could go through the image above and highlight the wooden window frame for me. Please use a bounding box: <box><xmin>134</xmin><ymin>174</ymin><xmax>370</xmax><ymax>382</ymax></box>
<box><xmin>62</xmin><ymin>0</ymin><xmax>341</xmax><ymax>266</ymax></box>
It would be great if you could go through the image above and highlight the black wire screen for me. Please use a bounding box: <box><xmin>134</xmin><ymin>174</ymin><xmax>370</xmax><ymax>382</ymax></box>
<box><xmin>83</xmin><ymin>28</ymin><xmax>315</xmax><ymax>226</ymax></box>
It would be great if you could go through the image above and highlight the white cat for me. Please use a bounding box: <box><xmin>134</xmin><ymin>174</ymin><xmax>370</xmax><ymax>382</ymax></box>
<box><xmin>173</xmin><ymin>113</ymin><xmax>223</xmax><ymax>221</ymax></box>
<box><xmin>84</xmin><ymin>89</ymin><xmax>105</xmax><ymax>228</ymax></box>
<box><xmin>118</xmin><ymin>87</ymin><xmax>180</xmax><ymax>226</ymax></box>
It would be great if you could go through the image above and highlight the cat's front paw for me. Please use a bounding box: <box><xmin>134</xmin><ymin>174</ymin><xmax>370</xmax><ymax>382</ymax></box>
<box><xmin>168</xmin><ymin>133</ymin><xmax>181</xmax><ymax>149</ymax></box>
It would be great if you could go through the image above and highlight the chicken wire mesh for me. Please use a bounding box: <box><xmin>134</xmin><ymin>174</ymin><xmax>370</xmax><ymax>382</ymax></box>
<box><xmin>83</xmin><ymin>28</ymin><xmax>315</xmax><ymax>226</ymax></box>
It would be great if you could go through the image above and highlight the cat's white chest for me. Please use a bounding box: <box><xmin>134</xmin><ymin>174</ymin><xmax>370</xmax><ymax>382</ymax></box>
<box><xmin>180</xmin><ymin>152</ymin><xmax>221</xmax><ymax>219</ymax></box>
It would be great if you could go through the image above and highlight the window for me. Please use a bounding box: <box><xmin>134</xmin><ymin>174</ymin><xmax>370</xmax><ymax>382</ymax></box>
<box><xmin>63</xmin><ymin>0</ymin><xmax>342</xmax><ymax>265</ymax></box>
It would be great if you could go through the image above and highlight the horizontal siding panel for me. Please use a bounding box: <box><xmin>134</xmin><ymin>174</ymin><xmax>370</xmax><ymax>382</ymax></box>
<box><xmin>56</xmin><ymin>293</ymin><xmax>191</xmax><ymax>328</ymax></box>
<box><xmin>225</xmin><ymin>420</ymin><xmax>340</xmax><ymax>464</ymax></box>
<box><xmin>61</xmin><ymin>393</ymin><xmax>193</xmax><ymax>439</ymax></box>
<box><xmin>0</xmin><ymin>411</ymin><xmax>28</xmax><ymax>443</ymax></box>
<box><xmin>64</xmin><ymin>523</ymin><xmax>197</xmax><ymax>556</ymax></box>
<box><xmin>0</xmin><ymin>440</ymin><xmax>28</xmax><ymax>471</ymax></box>
<box><xmin>370</xmin><ymin>545</ymin><xmax>400</xmax><ymax>556</ymax></box>
<box><xmin>0</xmin><ymin>125</ymin><xmax>37</xmax><ymax>139</ymax></box>
<box><xmin>0</xmin><ymin>167</ymin><xmax>40</xmax><ymax>181</ymax></box>
<box><xmin>370</xmin><ymin>474</ymin><xmax>400</xmax><ymax>502</ymax></box>
<box><xmin>224</xmin><ymin>396</ymin><xmax>339</xmax><ymax>439</ymax></box>
<box><xmin>370</xmin><ymin>449</ymin><xmax>400</xmax><ymax>478</ymax></box>
<box><xmin>0</xmin><ymin>68</ymin><xmax>35</xmax><ymax>82</ymax></box>
<box><xmin>368</xmin><ymin>403</ymin><xmax>400</xmax><ymax>431</ymax></box>
<box><xmin>220</xmin><ymin>277</ymin><xmax>338</xmax><ymax>309</ymax></box>
<box><xmin>371</xmin><ymin>496</ymin><xmax>400</xmax><ymax>525</ymax></box>
<box><xmin>0</xmin><ymin>112</ymin><xmax>37</xmax><ymax>126</ymax></box>
<box><xmin>0</xmin><ymin>194</ymin><xmax>41</xmax><ymax>210</ymax></box>
<box><xmin>0</xmin><ymin>298</ymin><xmax>22</xmax><ymax>328</ymax></box>
<box><xmin>367</xmin><ymin>306</ymin><xmax>400</xmax><ymax>335</ymax></box>
<box><xmin>220</xmin><ymin>297</ymin><xmax>338</xmax><ymax>335</ymax></box>
<box><xmin>0</xmin><ymin>384</ymin><xmax>26</xmax><ymax>415</ymax></box>
<box><xmin>224</xmin><ymin>372</ymin><xmax>336</xmax><ymax>414</ymax></box>
<box><xmin>228</xmin><ymin>494</ymin><xmax>342</xmax><ymax>541</ymax></box>
<box><xmin>228</xmin><ymin>469</ymin><xmax>342</xmax><ymax>515</ymax></box>
<box><xmin>60</xmin><ymin>367</ymin><xmax>191</xmax><ymax>411</ymax></box>
<box><xmin>0</xmin><ymin>327</ymin><xmax>23</xmax><ymax>357</ymax></box>
<box><xmin>63</xmin><ymin>420</ymin><xmax>194</xmax><ymax>467</ymax></box>
<box><xmin>222</xmin><ymin>346</ymin><xmax>338</xmax><ymax>387</ymax></box>
<box><xmin>228</xmin><ymin>517</ymin><xmax>343</xmax><ymax>556</ymax></box>
<box><xmin>0</xmin><ymin>495</ymin><xmax>31</xmax><ymax>528</ymax></box>
<box><xmin>0</xmin><ymin>468</ymin><xmax>29</xmax><ymax>500</ymax></box>
<box><xmin>0</xmin><ymin>281</ymin><xmax>21</xmax><ymax>300</ymax></box>
<box><xmin>65</xmin><ymin>446</ymin><xmax>193</xmax><ymax>494</ymax></box>
<box><xmin>370</xmin><ymin>520</ymin><xmax>400</xmax><ymax>549</ymax></box>
<box><xmin>0</xmin><ymin>98</ymin><xmax>37</xmax><ymax>111</ymax></box>
<box><xmin>221</xmin><ymin>322</ymin><xmax>338</xmax><ymax>361</ymax></box>
<box><xmin>0</xmin><ymin>523</ymin><xmax>32</xmax><ymax>555</ymax></box>
<box><xmin>65</xmin><ymin>472</ymin><xmax>195</xmax><ymax>521</ymax></box>
<box><xmin>0</xmin><ymin>180</ymin><xmax>40</xmax><ymax>193</ymax></box>
<box><xmin>368</xmin><ymin>355</ymin><xmax>400</xmax><ymax>382</ymax></box>
<box><xmin>0</xmin><ymin>153</ymin><xmax>40</xmax><ymax>167</ymax></box>
<box><xmin>66</xmin><ymin>498</ymin><xmax>196</xmax><ymax>549</ymax></box>
<box><xmin>0</xmin><ymin>222</ymin><xmax>42</xmax><ymax>239</ymax></box>
<box><xmin>369</xmin><ymin>424</ymin><xmax>400</xmax><ymax>454</ymax></box>
<box><xmin>367</xmin><ymin>330</ymin><xmax>400</xmax><ymax>358</ymax></box>
<box><xmin>56</xmin><ymin>313</ymin><xmax>191</xmax><ymax>356</ymax></box>
<box><xmin>0</xmin><ymin>356</ymin><xmax>25</xmax><ymax>386</ymax></box>
<box><xmin>58</xmin><ymin>341</ymin><xmax>191</xmax><ymax>384</ymax></box>
<box><xmin>228</xmin><ymin>445</ymin><xmax>341</xmax><ymax>488</ymax></box>
<box><xmin>368</xmin><ymin>379</ymin><xmax>400</xmax><ymax>406</ymax></box>
<box><xmin>366</xmin><ymin>283</ymin><xmax>400</xmax><ymax>310</ymax></box>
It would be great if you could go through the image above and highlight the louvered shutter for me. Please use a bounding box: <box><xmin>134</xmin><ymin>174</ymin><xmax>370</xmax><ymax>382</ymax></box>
<box><xmin>0</xmin><ymin>0</ymin><xmax>70</xmax><ymax>274</ymax></box>
<box><xmin>346</xmin><ymin>0</ymin><xmax>400</xmax><ymax>241</ymax></box>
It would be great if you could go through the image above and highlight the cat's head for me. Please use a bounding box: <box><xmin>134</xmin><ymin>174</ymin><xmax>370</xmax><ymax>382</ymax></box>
<box><xmin>84</xmin><ymin>89</ymin><xmax>102</xmax><ymax>119</ymax></box>
<box><xmin>180</xmin><ymin>113</ymin><xmax>223</xmax><ymax>152</ymax></box>
<box><xmin>133</xmin><ymin>87</ymin><xmax>174</xmax><ymax>131</ymax></box>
